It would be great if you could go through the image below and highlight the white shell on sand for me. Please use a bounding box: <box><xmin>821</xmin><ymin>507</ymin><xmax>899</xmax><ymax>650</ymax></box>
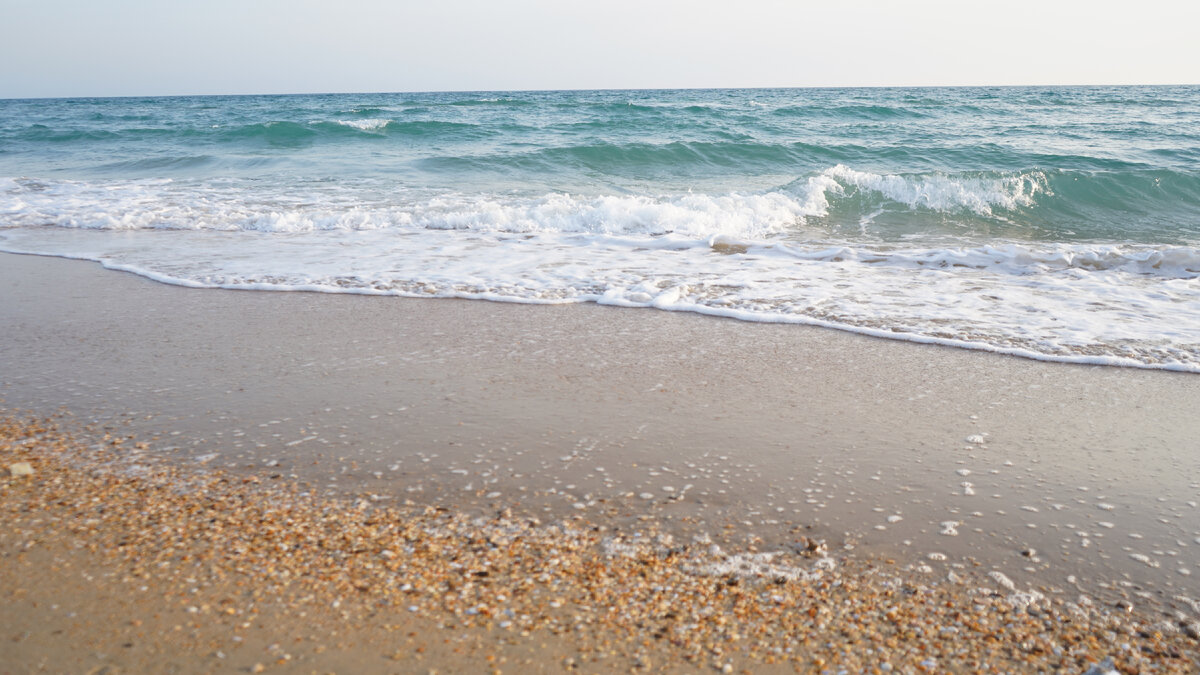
<box><xmin>7</xmin><ymin>462</ymin><xmax>33</xmax><ymax>477</ymax></box>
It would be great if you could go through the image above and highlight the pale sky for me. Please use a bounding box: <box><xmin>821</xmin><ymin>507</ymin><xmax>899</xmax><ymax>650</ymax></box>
<box><xmin>1</xmin><ymin>0</ymin><xmax>1197</xmax><ymax>98</ymax></box>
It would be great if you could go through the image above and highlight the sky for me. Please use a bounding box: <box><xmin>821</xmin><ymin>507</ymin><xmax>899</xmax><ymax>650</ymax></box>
<box><xmin>1</xmin><ymin>0</ymin><xmax>1197</xmax><ymax>98</ymax></box>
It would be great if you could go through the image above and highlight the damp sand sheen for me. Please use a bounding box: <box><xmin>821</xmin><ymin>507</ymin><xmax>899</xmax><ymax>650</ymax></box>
<box><xmin>3</xmin><ymin>86</ymin><xmax>1200</xmax><ymax>671</ymax></box>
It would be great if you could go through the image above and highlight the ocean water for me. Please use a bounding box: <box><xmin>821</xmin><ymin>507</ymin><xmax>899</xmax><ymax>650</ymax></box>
<box><xmin>2</xmin><ymin>87</ymin><xmax>1199</xmax><ymax>370</ymax></box>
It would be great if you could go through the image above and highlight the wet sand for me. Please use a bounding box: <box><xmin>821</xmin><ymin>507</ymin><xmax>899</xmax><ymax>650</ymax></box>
<box><xmin>3</xmin><ymin>251</ymin><xmax>1200</xmax><ymax>671</ymax></box>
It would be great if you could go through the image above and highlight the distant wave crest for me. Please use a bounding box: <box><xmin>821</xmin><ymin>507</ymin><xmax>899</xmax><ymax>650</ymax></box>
<box><xmin>334</xmin><ymin>118</ymin><xmax>391</xmax><ymax>132</ymax></box>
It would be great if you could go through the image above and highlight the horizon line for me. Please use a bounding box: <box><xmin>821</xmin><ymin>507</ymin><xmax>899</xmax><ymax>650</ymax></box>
<box><xmin>3</xmin><ymin>81</ymin><xmax>1198</xmax><ymax>102</ymax></box>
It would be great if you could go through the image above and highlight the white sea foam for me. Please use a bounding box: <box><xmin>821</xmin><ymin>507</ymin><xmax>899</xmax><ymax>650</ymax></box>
<box><xmin>413</xmin><ymin>190</ymin><xmax>824</xmax><ymax>238</ymax></box>
<box><xmin>822</xmin><ymin>165</ymin><xmax>1046</xmax><ymax>214</ymax></box>
<box><xmin>335</xmin><ymin>118</ymin><xmax>391</xmax><ymax>132</ymax></box>
<box><xmin>0</xmin><ymin>178</ymin><xmax>826</xmax><ymax>236</ymax></box>
<box><xmin>3</xmin><ymin>176</ymin><xmax>1200</xmax><ymax>372</ymax></box>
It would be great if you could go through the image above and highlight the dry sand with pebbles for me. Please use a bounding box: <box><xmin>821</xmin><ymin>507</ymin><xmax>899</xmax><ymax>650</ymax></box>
<box><xmin>3</xmin><ymin>416</ymin><xmax>1198</xmax><ymax>674</ymax></box>
<box><xmin>3</xmin><ymin>252</ymin><xmax>1200</xmax><ymax>672</ymax></box>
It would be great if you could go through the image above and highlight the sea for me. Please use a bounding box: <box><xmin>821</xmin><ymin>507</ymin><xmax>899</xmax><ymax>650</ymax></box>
<box><xmin>2</xmin><ymin>86</ymin><xmax>1199</xmax><ymax>371</ymax></box>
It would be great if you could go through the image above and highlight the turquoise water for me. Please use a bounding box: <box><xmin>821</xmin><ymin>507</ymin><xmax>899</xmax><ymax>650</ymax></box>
<box><xmin>2</xmin><ymin>87</ymin><xmax>1200</xmax><ymax>369</ymax></box>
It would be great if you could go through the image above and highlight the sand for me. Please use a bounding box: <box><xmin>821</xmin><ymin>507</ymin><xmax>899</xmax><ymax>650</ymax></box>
<box><xmin>2</xmin><ymin>251</ymin><xmax>1200</xmax><ymax>671</ymax></box>
<box><xmin>4</xmin><ymin>418</ymin><xmax>1197</xmax><ymax>674</ymax></box>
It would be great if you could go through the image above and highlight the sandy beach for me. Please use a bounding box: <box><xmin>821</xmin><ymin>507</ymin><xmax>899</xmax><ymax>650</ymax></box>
<box><xmin>3</xmin><ymin>251</ymin><xmax>1200</xmax><ymax>672</ymax></box>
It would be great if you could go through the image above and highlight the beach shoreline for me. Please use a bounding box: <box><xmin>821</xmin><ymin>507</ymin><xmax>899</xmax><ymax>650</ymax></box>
<box><xmin>3</xmin><ymin>250</ymin><xmax>1200</xmax><ymax>670</ymax></box>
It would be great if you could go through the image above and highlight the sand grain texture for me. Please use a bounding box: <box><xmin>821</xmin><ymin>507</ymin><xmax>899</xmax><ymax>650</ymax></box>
<box><xmin>2</xmin><ymin>417</ymin><xmax>1197</xmax><ymax>674</ymax></box>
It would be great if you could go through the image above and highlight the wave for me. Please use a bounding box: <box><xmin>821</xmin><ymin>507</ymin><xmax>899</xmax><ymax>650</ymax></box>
<box><xmin>768</xmin><ymin>241</ymin><xmax>1200</xmax><ymax>278</ymax></box>
<box><xmin>446</xmin><ymin>97</ymin><xmax>535</xmax><ymax>107</ymax></box>
<box><xmin>527</xmin><ymin>140</ymin><xmax>813</xmax><ymax>171</ymax></box>
<box><xmin>0</xmin><ymin>177</ymin><xmax>830</xmax><ymax>237</ymax></box>
<box><xmin>8</xmin><ymin>118</ymin><xmax>496</xmax><ymax>146</ymax></box>
<box><xmin>16</xmin><ymin>124</ymin><xmax>124</xmax><ymax>142</ymax></box>
<box><xmin>339</xmin><ymin>107</ymin><xmax>391</xmax><ymax>116</ymax></box>
<box><xmin>333</xmin><ymin>118</ymin><xmax>391</xmax><ymax>132</ymax></box>
<box><xmin>772</xmin><ymin>104</ymin><xmax>929</xmax><ymax>120</ymax></box>
<box><xmin>220</xmin><ymin>120</ymin><xmax>317</xmax><ymax>145</ymax></box>
<box><xmin>411</xmin><ymin>189</ymin><xmax>835</xmax><ymax>238</ymax></box>
<box><xmin>415</xmin><ymin>142</ymin><xmax>864</xmax><ymax>177</ymax></box>
<box><xmin>91</xmin><ymin>155</ymin><xmax>218</xmax><ymax>173</ymax></box>
<box><xmin>806</xmin><ymin>165</ymin><xmax>1200</xmax><ymax>241</ymax></box>
<box><xmin>324</xmin><ymin>119</ymin><xmax>489</xmax><ymax>137</ymax></box>
<box><xmin>551</xmin><ymin>101</ymin><xmax>666</xmax><ymax>114</ymax></box>
<box><xmin>4</xmin><ymin>166</ymin><xmax>1199</xmax><ymax>247</ymax></box>
<box><xmin>3</xmin><ymin>225</ymin><xmax>1199</xmax><ymax>373</ymax></box>
<box><xmin>818</xmin><ymin>165</ymin><xmax>1046</xmax><ymax>215</ymax></box>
